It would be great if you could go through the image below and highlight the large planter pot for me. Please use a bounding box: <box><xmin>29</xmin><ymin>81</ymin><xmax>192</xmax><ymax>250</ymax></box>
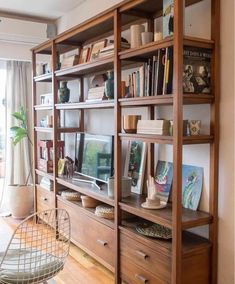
<box><xmin>8</xmin><ymin>185</ymin><xmax>34</xmax><ymax>219</ymax></box>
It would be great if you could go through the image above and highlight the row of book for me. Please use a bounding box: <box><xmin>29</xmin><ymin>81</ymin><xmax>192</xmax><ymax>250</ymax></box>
<box><xmin>127</xmin><ymin>46</ymin><xmax>173</xmax><ymax>97</ymax></box>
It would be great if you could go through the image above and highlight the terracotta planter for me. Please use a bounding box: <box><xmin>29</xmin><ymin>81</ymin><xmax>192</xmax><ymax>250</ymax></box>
<box><xmin>8</xmin><ymin>185</ymin><xmax>34</xmax><ymax>219</ymax></box>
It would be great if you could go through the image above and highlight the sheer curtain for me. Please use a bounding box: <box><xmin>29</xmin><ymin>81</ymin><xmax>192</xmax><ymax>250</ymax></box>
<box><xmin>0</xmin><ymin>60</ymin><xmax>32</xmax><ymax>213</ymax></box>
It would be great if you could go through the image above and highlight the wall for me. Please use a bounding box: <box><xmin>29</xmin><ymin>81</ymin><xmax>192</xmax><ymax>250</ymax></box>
<box><xmin>57</xmin><ymin>0</ymin><xmax>234</xmax><ymax>283</ymax></box>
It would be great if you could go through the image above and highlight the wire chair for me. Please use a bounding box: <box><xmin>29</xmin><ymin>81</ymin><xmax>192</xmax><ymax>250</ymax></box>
<box><xmin>0</xmin><ymin>209</ymin><xmax>70</xmax><ymax>284</ymax></box>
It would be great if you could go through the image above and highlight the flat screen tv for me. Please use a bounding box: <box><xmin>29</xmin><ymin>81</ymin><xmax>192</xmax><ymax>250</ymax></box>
<box><xmin>75</xmin><ymin>133</ymin><xmax>114</xmax><ymax>183</ymax></box>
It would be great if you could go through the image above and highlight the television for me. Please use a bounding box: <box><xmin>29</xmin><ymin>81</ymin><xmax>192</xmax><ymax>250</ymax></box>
<box><xmin>75</xmin><ymin>133</ymin><xmax>114</xmax><ymax>183</ymax></box>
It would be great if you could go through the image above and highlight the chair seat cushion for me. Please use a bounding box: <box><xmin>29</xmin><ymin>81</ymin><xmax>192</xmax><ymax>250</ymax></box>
<box><xmin>0</xmin><ymin>249</ymin><xmax>63</xmax><ymax>284</ymax></box>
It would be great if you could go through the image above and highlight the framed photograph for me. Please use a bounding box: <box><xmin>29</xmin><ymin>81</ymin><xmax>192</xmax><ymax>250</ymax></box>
<box><xmin>79</xmin><ymin>47</ymin><xmax>90</xmax><ymax>64</ymax></box>
<box><xmin>89</xmin><ymin>39</ymin><xmax>107</xmax><ymax>61</ymax></box>
<box><xmin>124</xmin><ymin>141</ymin><xmax>147</xmax><ymax>194</ymax></box>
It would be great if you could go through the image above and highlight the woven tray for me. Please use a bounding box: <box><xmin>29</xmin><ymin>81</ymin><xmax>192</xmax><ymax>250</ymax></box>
<box><xmin>61</xmin><ymin>191</ymin><xmax>81</xmax><ymax>201</ymax></box>
<box><xmin>95</xmin><ymin>205</ymin><xmax>114</xmax><ymax>220</ymax></box>
<box><xmin>135</xmin><ymin>222</ymin><xmax>172</xmax><ymax>240</ymax></box>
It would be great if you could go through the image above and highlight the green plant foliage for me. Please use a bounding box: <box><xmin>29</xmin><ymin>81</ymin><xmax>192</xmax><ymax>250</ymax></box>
<box><xmin>10</xmin><ymin>107</ymin><xmax>28</xmax><ymax>145</ymax></box>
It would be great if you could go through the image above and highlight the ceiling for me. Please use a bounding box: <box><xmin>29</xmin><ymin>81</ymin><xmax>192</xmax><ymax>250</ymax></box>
<box><xmin>0</xmin><ymin>0</ymin><xmax>86</xmax><ymax>20</ymax></box>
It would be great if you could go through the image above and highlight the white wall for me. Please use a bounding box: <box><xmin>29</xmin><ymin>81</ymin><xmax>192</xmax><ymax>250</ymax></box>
<box><xmin>57</xmin><ymin>0</ymin><xmax>234</xmax><ymax>283</ymax></box>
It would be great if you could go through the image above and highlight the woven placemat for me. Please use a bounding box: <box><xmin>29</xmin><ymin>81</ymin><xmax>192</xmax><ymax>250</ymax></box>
<box><xmin>61</xmin><ymin>191</ymin><xmax>81</xmax><ymax>201</ymax></box>
<box><xmin>95</xmin><ymin>205</ymin><xmax>114</xmax><ymax>220</ymax></box>
<box><xmin>136</xmin><ymin>222</ymin><xmax>172</xmax><ymax>239</ymax></box>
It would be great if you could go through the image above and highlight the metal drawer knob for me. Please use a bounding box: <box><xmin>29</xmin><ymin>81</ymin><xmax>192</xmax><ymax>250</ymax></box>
<box><xmin>135</xmin><ymin>274</ymin><xmax>148</xmax><ymax>284</ymax></box>
<box><xmin>96</xmin><ymin>239</ymin><xmax>107</xmax><ymax>246</ymax></box>
<box><xmin>43</xmin><ymin>197</ymin><xmax>48</xmax><ymax>201</ymax></box>
<box><xmin>136</xmin><ymin>250</ymin><xmax>149</xmax><ymax>260</ymax></box>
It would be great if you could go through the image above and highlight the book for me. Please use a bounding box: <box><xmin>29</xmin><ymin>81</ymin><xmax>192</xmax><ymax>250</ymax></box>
<box><xmin>163</xmin><ymin>46</ymin><xmax>173</xmax><ymax>94</ymax></box>
<box><xmin>137</xmin><ymin>120</ymin><xmax>170</xmax><ymax>135</ymax></box>
<box><xmin>183</xmin><ymin>46</ymin><xmax>212</xmax><ymax>94</ymax></box>
<box><xmin>156</xmin><ymin>48</ymin><xmax>166</xmax><ymax>95</ymax></box>
<box><xmin>163</xmin><ymin>0</ymin><xmax>174</xmax><ymax>39</ymax></box>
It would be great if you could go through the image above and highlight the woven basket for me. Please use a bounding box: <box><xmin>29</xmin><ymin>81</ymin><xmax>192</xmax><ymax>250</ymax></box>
<box><xmin>81</xmin><ymin>195</ymin><xmax>100</xmax><ymax>208</ymax></box>
<box><xmin>95</xmin><ymin>205</ymin><xmax>114</xmax><ymax>220</ymax></box>
<box><xmin>61</xmin><ymin>191</ymin><xmax>81</xmax><ymax>201</ymax></box>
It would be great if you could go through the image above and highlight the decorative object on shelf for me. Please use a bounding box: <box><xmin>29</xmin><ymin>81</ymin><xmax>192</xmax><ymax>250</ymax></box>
<box><xmin>61</xmin><ymin>190</ymin><xmax>81</xmax><ymax>201</ymax></box>
<box><xmin>38</xmin><ymin>140</ymin><xmax>65</xmax><ymax>173</ymax></box>
<box><xmin>42</xmin><ymin>62</ymin><xmax>51</xmax><ymax>74</ymax></box>
<box><xmin>141</xmin><ymin>176</ymin><xmax>167</xmax><ymax>209</ymax></box>
<box><xmin>104</xmin><ymin>71</ymin><xmax>114</xmax><ymax>99</ymax></box>
<box><xmin>79</xmin><ymin>47</ymin><xmax>90</xmax><ymax>64</ymax></box>
<box><xmin>108</xmin><ymin>176</ymin><xmax>132</xmax><ymax>198</ymax></box>
<box><xmin>155</xmin><ymin>161</ymin><xmax>173</xmax><ymax>203</ymax></box>
<box><xmin>61</xmin><ymin>54</ymin><xmax>79</xmax><ymax>69</ymax></box>
<box><xmin>141</xmin><ymin>31</ymin><xmax>153</xmax><ymax>45</ymax></box>
<box><xmin>46</xmin><ymin>115</ymin><xmax>53</xmax><ymax>128</ymax></box>
<box><xmin>99</xmin><ymin>38</ymin><xmax>130</xmax><ymax>58</ymax></box>
<box><xmin>36</xmin><ymin>63</ymin><xmax>44</xmax><ymax>76</ymax></box>
<box><xmin>154</xmin><ymin>32</ymin><xmax>163</xmax><ymax>42</ymax></box>
<box><xmin>89</xmin><ymin>39</ymin><xmax>107</xmax><ymax>61</ymax></box>
<box><xmin>188</xmin><ymin>120</ymin><xmax>201</xmax><ymax>136</ymax></box>
<box><xmin>87</xmin><ymin>86</ymin><xmax>106</xmax><ymax>101</ymax></box>
<box><xmin>169</xmin><ymin>119</ymin><xmax>189</xmax><ymax>136</ymax></box>
<box><xmin>130</xmin><ymin>24</ymin><xmax>145</xmax><ymax>48</ymax></box>
<box><xmin>183</xmin><ymin>46</ymin><xmax>211</xmax><ymax>94</ymax></box>
<box><xmin>81</xmin><ymin>195</ymin><xmax>100</xmax><ymax>208</ymax></box>
<box><xmin>137</xmin><ymin>119</ymin><xmax>170</xmax><ymax>135</ymax></box>
<box><xmin>136</xmin><ymin>222</ymin><xmax>172</xmax><ymax>239</ymax></box>
<box><xmin>163</xmin><ymin>0</ymin><xmax>174</xmax><ymax>39</ymax></box>
<box><xmin>40</xmin><ymin>93</ymin><xmax>53</xmax><ymax>105</ymax></box>
<box><xmin>124</xmin><ymin>141</ymin><xmax>147</xmax><ymax>194</ymax></box>
<box><xmin>40</xmin><ymin>177</ymin><xmax>53</xmax><ymax>191</ymax></box>
<box><xmin>58</xmin><ymin>81</ymin><xmax>70</xmax><ymax>103</ymax></box>
<box><xmin>95</xmin><ymin>205</ymin><xmax>114</xmax><ymax>220</ymax></box>
<box><xmin>182</xmin><ymin>164</ymin><xmax>203</xmax><ymax>210</ymax></box>
<box><xmin>58</xmin><ymin>156</ymin><xmax>74</xmax><ymax>178</ymax></box>
<box><xmin>123</xmin><ymin>115</ymin><xmax>141</xmax><ymax>133</ymax></box>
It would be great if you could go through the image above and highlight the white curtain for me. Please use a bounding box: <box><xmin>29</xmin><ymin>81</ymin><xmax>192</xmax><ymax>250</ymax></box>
<box><xmin>1</xmin><ymin>61</ymin><xmax>32</xmax><ymax>211</ymax></box>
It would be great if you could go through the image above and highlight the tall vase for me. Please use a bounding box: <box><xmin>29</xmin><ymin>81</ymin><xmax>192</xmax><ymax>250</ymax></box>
<box><xmin>59</xmin><ymin>81</ymin><xmax>70</xmax><ymax>103</ymax></box>
<box><xmin>104</xmin><ymin>71</ymin><xmax>114</xmax><ymax>99</ymax></box>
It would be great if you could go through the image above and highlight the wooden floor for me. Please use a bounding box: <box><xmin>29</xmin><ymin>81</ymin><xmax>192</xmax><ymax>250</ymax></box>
<box><xmin>0</xmin><ymin>217</ymin><xmax>115</xmax><ymax>284</ymax></box>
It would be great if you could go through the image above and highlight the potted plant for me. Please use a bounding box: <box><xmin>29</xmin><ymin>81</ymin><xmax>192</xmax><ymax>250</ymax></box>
<box><xmin>8</xmin><ymin>107</ymin><xmax>34</xmax><ymax>219</ymax></box>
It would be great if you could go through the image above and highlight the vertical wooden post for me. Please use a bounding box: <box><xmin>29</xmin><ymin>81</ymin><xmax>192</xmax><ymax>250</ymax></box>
<box><xmin>52</xmin><ymin>41</ymin><xmax>59</xmax><ymax>205</ymax></box>
<box><xmin>32</xmin><ymin>51</ymin><xmax>37</xmax><ymax>213</ymax></box>
<box><xmin>80</xmin><ymin>77</ymin><xmax>85</xmax><ymax>132</ymax></box>
<box><xmin>114</xmin><ymin>9</ymin><xmax>122</xmax><ymax>284</ymax></box>
<box><xmin>210</xmin><ymin>0</ymin><xmax>220</xmax><ymax>283</ymax></box>
<box><xmin>172</xmin><ymin>0</ymin><xmax>184</xmax><ymax>283</ymax></box>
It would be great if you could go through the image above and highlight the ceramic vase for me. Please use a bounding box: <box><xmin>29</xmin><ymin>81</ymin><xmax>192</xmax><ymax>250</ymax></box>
<box><xmin>59</xmin><ymin>81</ymin><xmax>70</xmax><ymax>103</ymax></box>
<box><xmin>104</xmin><ymin>71</ymin><xmax>114</xmax><ymax>99</ymax></box>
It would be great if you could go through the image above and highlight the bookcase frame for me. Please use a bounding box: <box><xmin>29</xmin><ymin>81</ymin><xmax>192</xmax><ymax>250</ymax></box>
<box><xmin>32</xmin><ymin>1</ymin><xmax>220</xmax><ymax>283</ymax></box>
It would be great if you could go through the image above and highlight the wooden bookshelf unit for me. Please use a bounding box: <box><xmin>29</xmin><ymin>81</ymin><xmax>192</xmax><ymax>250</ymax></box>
<box><xmin>32</xmin><ymin>0</ymin><xmax>220</xmax><ymax>283</ymax></box>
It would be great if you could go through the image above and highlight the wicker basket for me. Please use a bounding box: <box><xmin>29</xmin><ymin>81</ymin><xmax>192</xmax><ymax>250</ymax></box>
<box><xmin>61</xmin><ymin>191</ymin><xmax>81</xmax><ymax>201</ymax></box>
<box><xmin>95</xmin><ymin>205</ymin><xmax>114</xmax><ymax>220</ymax></box>
<box><xmin>81</xmin><ymin>195</ymin><xmax>100</xmax><ymax>208</ymax></box>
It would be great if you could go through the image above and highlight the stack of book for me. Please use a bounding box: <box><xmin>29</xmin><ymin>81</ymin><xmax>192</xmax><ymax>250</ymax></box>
<box><xmin>87</xmin><ymin>86</ymin><xmax>105</xmax><ymax>101</ymax></box>
<box><xmin>137</xmin><ymin>120</ymin><xmax>170</xmax><ymax>135</ymax></box>
<box><xmin>99</xmin><ymin>41</ymin><xmax>130</xmax><ymax>58</ymax></box>
<box><xmin>127</xmin><ymin>46</ymin><xmax>173</xmax><ymax>97</ymax></box>
<box><xmin>60</xmin><ymin>55</ymin><xmax>79</xmax><ymax>69</ymax></box>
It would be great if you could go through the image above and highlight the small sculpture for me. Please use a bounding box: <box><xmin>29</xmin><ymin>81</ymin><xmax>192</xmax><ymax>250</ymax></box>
<box><xmin>64</xmin><ymin>156</ymin><xmax>74</xmax><ymax>178</ymax></box>
<box><xmin>58</xmin><ymin>81</ymin><xmax>70</xmax><ymax>103</ymax></box>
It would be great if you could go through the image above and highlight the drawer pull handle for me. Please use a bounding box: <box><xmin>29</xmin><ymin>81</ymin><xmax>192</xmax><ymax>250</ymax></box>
<box><xmin>135</xmin><ymin>274</ymin><xmax>148</xmax><ymax>283</ymax></box>
<box><xmin>96</xmin><ymin>239</ymin><xmax>107</xmax><ymax>246</ymax></box>
<box><xmin>136</xmin><ymin>250</ymin><xmax>148</xmax><ymax>260</ymax></box>
<box><xmin>43</xmin><ymin>197</ymin><xmax>48</xmax><ymax>201</ymax></box>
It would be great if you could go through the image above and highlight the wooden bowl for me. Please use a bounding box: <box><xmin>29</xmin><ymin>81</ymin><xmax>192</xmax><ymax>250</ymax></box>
<box><xmin>123</xmin><ymin>115</ymin><xmax>141</xmax><ymax>133</ymax></box>
<box><xmin>81</xmin><ymin>195</ymin><xmax>100</xmax><ymax>208</ymax></box>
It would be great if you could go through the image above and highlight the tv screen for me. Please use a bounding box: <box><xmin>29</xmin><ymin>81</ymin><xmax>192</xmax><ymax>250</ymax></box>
<box><xmin>75</xmin><ymin>133</ymin><xmax>114</xmax><ymax>183</ymax></box>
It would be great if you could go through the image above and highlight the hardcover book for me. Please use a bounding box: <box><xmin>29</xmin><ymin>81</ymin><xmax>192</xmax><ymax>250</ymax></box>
<box><xmin>163</xmin><ymin>0</ymin><xmax>174</xmax><ymax>39</ymax></box>
<box><xmin>183</xmin><ymin>46</ymin><xmax>212</xmax><ymax>94</ymax></box>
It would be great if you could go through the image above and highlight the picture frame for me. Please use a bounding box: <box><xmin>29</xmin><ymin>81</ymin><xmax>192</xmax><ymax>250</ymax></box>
<box><xmin>124</xmin><ymin>141</ymin><xmax>147</xmax><ymax>194</ymax></box>
<box><xmin>89</xmin><ymin>39</ymin><xmax>107</xmax><ymax>61</ymax></box>
<box><xmin>79</xmin><ymin>47</ymin><xmax>90</xmax><ymax>64</ymax></box>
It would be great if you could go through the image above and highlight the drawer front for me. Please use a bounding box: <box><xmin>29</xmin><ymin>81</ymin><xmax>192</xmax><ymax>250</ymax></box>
<box><xmin>36</xmin><ymin>186</ymin><xmax>54</xmax><ymax>211</ymax></box>
<box><xmin>120</xmin><ymin>232</ymin><xmax>171</xmax><ymax>282</ymax></box>
<box><xmin>57</xmin><ymin>199</ymin><xmax>115</xmax><ymax>268</ymax></box>
<box><xmin>121</xmin><ymin>256</ymin><xmax>168</xmax><ymax>284</ymax></box>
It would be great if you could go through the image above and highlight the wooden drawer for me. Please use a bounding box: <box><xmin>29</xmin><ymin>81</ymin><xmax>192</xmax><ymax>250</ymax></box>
<box><xmin>36</xmin><ymin>185</ymin><xmax>54</xmax><ymax>211</ymax></box>
<box><xmin>57</xmin><ymin>199</ymin><xmax>115</xmax><ymax>270</ymax></box>
<box><xmin>120</xmin><ymin>232</ymin><xmax>170</xmax><ymax>282</ymax></box>
<box><xmin>121</xmin><ymin>256</ymin><xmax>168</xmax><ymax>284</ymax></box>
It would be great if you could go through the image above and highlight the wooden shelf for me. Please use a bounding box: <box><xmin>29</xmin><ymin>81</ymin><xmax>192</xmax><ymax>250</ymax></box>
<box><xmin>184</xmin><ymin>36</ymin><xmax>215</xmax><ymax>49</ymax></box>
<box><xmin>34</xmin><ymin>73</ymin><xmax>52</xmax><ymax>82</ymax></box>
<box><xmin>56</xmin><ymin>100</ymin><xmax>114</xmax><ymax>110</ymax></box>
<box><xmin>119</xmin><ymin>133</ymin><xmax>214</xmax><ymax>145</ymax></box>
<box><xmin>34</xmin><ymin>104</ymin><xmax>53</xmax><ymax>111</ymax></box>
<box><xmin>119</xmin><ymin>94</ymin><xmax>214</xmax><ymax>107</ymax></box>
<box><xmin>55</xmin><ymin>56</ymin><xmax>114</xmax><ymax>78</ymax></box>
<box><xmin>57</xmin><ymin>195</ymin><xmax>114</xmax><ymax>229</ymax></box>
<box><xmin>119</xmin><ymin>223</ymin><xmax>211</xmax><ymax>255</ymax></box>
<box><xmin>57</xmin><ymin>176</ymin><xmax>114</xmax><ymax>206</ymax></box>
<box><xmin>119</xmin><ymin>194</ymin><xmax>213</xmax><ymax>230</ymax></box>
<box><xmin>58</xmin><ymin>127</ymin><xmax>80</xmax><ymax>133</ymax></box>
<box><xmin>34</xmin><ymin>127</ymin><xmax>53</xmax><ymax>133</ymax></box>
<box><xmin>35</xmin><ymin>169</ymin><xmax>54</xmax><ymax>181</ymax></box>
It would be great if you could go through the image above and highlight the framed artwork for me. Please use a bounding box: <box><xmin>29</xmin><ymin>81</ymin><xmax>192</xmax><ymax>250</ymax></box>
<box><xmin>182</xmin><ymin>164</ymin><xmax>203</xmax><ymax>210</ymax></box>
<box><xmin>124</xmin><ymin>141</ymin><xmax>147</xmax><ymax>194</ymax></box>
<box><xmin>89</xmin><ymin>39</ymin><xmax>107</xmax><ymax>61</ymax></box>
<box><xmin>154</xmin><ymin>161</ymin><xmax>173</xmax><ymax>202</ymax></box>
<box><xmin>79</xmin><ymin>47</ymin><xmax>90</xmax><ymax>64</ymax></box>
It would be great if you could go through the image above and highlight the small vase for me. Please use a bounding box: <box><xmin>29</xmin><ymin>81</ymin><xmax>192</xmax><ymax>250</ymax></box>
<box><xmin>59</xmin><ymin>81</ymin><xmax>70</xmax><ymax>103</ymax></box>
<box><xmin>104</xmin><ymin>71</ymin><xmax>114</xmax><ymax>99</ymax></box>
